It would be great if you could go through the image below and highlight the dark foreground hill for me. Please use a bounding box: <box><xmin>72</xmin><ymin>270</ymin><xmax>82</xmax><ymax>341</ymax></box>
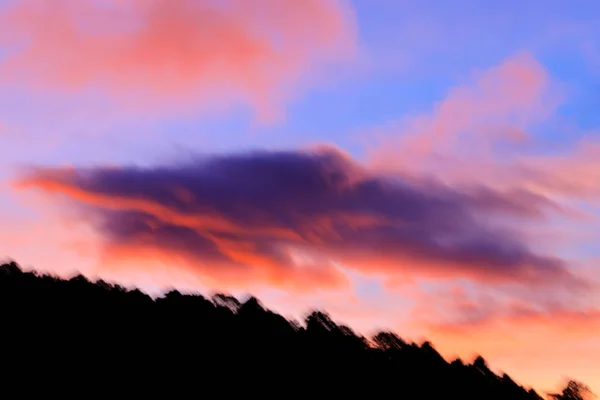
<box><xmin>0</xmin><ymin>261</ymin><xmax>588</xmax><ymax>399</ymax></box>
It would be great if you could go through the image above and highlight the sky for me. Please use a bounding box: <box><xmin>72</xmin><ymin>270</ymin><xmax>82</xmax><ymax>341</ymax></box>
<box><xmin>0</xmin><ymin>0</ymin><xmax>599</xmax><ymax>395</ymax></box>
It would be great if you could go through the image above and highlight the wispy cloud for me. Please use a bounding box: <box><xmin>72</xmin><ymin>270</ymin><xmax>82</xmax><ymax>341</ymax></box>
<box><xmin>368</xmin><ymin>53</ymin><xmax>559</xmax><ymax>175</ymax></box>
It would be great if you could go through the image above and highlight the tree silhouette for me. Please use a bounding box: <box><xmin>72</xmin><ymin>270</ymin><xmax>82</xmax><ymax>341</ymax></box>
<box><xmin>549</xmin><ymin>380</ymin><xmax>597</xmax><ymax>400</ymax></box>
<box><xmin>0</xmin><ymin>260</ymin><xmax>590</xmax><ymax>398</ymax></box>
<box><xmin>373</xmin><ymin>331</ymin><xmax>406</xmax><ymax>350</ymax></box>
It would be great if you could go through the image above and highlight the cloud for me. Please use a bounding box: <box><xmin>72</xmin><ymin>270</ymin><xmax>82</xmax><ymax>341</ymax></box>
<box><xmin>14</xmin><ymin>146</ymin><xmax>580</xmax><ymax>292</ymax></box>
<box><xmin>413</xmin><ymin>282</ymin><xmax>599</xmax><ymax>339</ymax></box>
<box><xmin>365</xmin><ymin>52</ymin><xmax>600</xmax><ymax>208</ymax></box>
<box><xmin>368</xmin><ymin>53</ymin><xmax>558</xmax><ymax>173</ymax></box>
<box><xmin>0</xmin><ymin>0</ymin><xmax>356</xmax><ymax>123</ymax></box>
<box><xmin>435</xmin><ymin>305</ymin><xmax>600</xmax><ymax>340</ymax></box>
<box><xmin>364</xmin><ymin>53</ymin><xmax>600</xmax><ymax>265</ymax></box>
<box><xmin>507</xmin><ymin>140</ymin><xmax>600</xmax><ymax>201</ymax></box>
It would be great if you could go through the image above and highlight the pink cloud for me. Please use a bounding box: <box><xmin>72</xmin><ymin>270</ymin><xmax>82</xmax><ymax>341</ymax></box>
<box><xmin>510</xmin><ymin>139</ymin><xmax>600</xmax><ymax>201</ymax></box>
<box><xmin>368</xmin><ymin>53</ymin><xmax>558</xmax><ymax>173</ymax></box>
<box><xmin>0</xmin><ymin>0</ymin><xmax>357</xmax><ymax>123</ymax></box>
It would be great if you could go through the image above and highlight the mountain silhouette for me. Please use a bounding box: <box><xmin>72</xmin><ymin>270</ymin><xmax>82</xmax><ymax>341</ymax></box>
<box><xmin>0</xmin><ymin>260</ymin><xmax>588</xmax><ymax>398</ymax></box>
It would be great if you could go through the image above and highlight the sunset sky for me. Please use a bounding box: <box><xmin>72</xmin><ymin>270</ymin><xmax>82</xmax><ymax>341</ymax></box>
<box><xmin>0</xmin><ymin>0</ymin><xmax>599</xmax><ymax>394</ymax></box>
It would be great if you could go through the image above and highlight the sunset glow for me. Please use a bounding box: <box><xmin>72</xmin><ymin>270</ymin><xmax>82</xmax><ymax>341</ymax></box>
<box><xmin>1</xmin><ymin>0</ymin><xmax>599</xmax><ymax>395</ymax></box>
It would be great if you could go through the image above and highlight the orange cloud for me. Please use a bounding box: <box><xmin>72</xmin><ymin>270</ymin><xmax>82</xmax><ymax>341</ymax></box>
<box><xmin>94</xmin><ymin>239</ymin><xmax>350</xmax><ymax>294</ymax></box>
<box><xmin>430</xmin><ymin>304</ymin><xmax>600</xmax><ymax>342</ymax></box>
<box><xmin>0</xmin><ymin>0</ymin><xmax>356</xmax><ymax>122</ymax></box>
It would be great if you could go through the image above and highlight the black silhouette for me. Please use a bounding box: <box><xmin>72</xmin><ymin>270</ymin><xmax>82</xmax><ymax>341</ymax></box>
<box><xmin>0</xmin><ymin>260</ymin><xmax>589</xmax><ymax>398</ymax></box>
<box><xmin>549</xmin><ymin>380</ymin><xmax>597</xmax><ymax>400</ymax></box>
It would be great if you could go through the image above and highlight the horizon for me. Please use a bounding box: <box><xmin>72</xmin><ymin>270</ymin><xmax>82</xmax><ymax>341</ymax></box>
<box><xmin>1</xmin><ymin>0</ymin><xmax>599</xmax><ymax>395</ymax></box>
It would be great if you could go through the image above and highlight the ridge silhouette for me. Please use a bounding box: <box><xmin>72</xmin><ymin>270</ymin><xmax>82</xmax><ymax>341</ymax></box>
<box><xmin>0</xmin><ymin>261</ymin><xmax>590</xmax><ymax>398</ymax></box>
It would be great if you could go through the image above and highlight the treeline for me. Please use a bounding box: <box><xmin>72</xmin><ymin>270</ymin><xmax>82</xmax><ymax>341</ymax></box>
<box><xmin>0</xmin><ymin>261</ymin><xmax>587</xmax><ymax>398</ymax></box>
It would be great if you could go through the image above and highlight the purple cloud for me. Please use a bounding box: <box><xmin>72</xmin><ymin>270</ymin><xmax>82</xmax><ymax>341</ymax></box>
<box><xmin>15</xmin><ymin>147</ymin><xmax>577</xmax><ymax>291</ymax></box>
